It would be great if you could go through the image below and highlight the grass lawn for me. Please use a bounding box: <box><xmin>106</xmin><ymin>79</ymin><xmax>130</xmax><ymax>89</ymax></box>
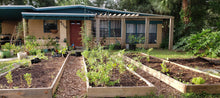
<box><xmin>150</xmin><ymin>49</ymin><xmax>195</xmax><ymax>59</ymax></box>
<box><xmin>126</xmin><ymin>49</ymin><xmax>195</xmax><ymax>59</ymax></box>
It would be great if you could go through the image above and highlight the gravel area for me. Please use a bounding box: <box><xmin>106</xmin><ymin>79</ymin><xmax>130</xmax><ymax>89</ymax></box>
<box><xmin>55</xmin><ymin>56</ymin><xmax>87</xmax><ymax>98</ymax></box>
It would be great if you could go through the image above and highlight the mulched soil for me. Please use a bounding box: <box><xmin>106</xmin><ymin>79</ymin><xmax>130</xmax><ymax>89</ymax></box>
<box><xmin>55</xmin><ymin>56</ymin><xmax>87</xmax><ymax>98</ymax></box>
<box><xmin>169</xmin><ymin>57</ymin><xmax>220</xmax><ymax>70</ymax></box>
<box><xmin>0</xmin><ymin>56</ymin><xmax>65</xmax><ymax>88</ymax></box>
<box><xmin>126</xmin><ymin>53</ymin><xmax>220</xmax><ymax>85</ymax></box>
<box><xmin>135</xmin><ymin>68</ymin><xmax>182</xmax><ymax>96</ymax></box>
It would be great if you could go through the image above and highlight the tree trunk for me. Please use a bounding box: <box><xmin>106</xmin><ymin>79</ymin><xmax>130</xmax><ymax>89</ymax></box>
<box><xmin>182</xmin><ymin>0</ymin><xmax>190</xmax><ymax>24</ymax></box>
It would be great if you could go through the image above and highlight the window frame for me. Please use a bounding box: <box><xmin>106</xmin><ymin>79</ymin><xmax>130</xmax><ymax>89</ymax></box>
<box><xmin>126</xmin><ymin>23</ymin><xmax>145</xmax><ymax>44</ymax></box>
<box><xmin>43</xmin><ymin>20</ymin><xmax>58</xmax><ymax>33</ymax></box>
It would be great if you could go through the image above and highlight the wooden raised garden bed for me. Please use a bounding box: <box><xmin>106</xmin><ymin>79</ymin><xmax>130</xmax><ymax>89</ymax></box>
<box><xmin>124</xmin><ymin>53</ymin><xmax>220</xmax><ymax>94</ymax></box>
<box><xmin>169</xmin><ymin>57</ymin><xmax>220</xmax><ymax>74</ymax></box>
<box><xmin>82</xmin><ymin>57</ymin><xmax>155</xmax><ymax>97</ymax></box>
<box><xmin>0</xmin><ymin>54</ymin><xmax>70</xmax><ymax>98</ymax></box>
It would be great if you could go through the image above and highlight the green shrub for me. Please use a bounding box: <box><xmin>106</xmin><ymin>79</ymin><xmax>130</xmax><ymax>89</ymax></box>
<box><xmin>0</xmin><ymin>50</ymin><xmax>11</xmax><ymax>58</ymax></box>
<box><xmin>191</xmin><ymin>77</ymin><xmax>206</xmax><ymax>85</ymax></box>
<box><xmin>174</xmin><ymin>29</ymin><xmax>220</xmax><ymax>58</ymax></box>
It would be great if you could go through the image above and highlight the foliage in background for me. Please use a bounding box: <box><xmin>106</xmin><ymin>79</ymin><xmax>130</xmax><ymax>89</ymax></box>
<box><xmin>0</xmin><ymin>0</ymin><xmax>56</xmax><ymax>7</ymax></box>
<box><xmin>174</xmin><ymin>29</ymin><xmax>220</xmax><ymax>58</ymax></box>
<box><xmin>24</xmin><ymin>36</ymin><xmax>39</xmax><ymax>55</ymax></box>
<box><xmin>80</xmin><ymin>23</ymin><xmax>93</xmax><ymax>50</ymax></box>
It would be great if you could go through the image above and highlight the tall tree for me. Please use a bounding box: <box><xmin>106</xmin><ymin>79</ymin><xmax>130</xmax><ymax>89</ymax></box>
<box><xmin>119</xmin><ymin>0</ymin><xmax>154</xmax><ymax>13</ymax></box>
<box><xmin>56</xmin><ymin>0</ymin><xmax>92</xmax><ymax>6</ymax></box>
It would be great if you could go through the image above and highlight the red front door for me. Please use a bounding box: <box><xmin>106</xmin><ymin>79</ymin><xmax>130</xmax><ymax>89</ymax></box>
<box><xmin>70</xmin><ymin>20</ymin><xmax>82</xmax><ymax>46</ymax></box>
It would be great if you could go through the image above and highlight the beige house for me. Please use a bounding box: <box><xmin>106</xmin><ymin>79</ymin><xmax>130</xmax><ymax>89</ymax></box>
<box><xmin>0</xmin><ymin>5</ymin><xmax>174</xmax><ymax>49</ymax></box>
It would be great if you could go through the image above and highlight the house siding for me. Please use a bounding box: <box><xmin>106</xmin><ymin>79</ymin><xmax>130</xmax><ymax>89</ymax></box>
<box><xmin>28</xmin><ymin>19</ymin><xmax>60</xmax><ymax>39</ymax></box>
<box><xmin>1</xmin><ymin>20</ymin><xmax>19</xmax><ymax>34</ymax></box>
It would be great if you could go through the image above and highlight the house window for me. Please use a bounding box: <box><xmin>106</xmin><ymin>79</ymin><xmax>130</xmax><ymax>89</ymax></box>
<box><xmin>99</xmin><ymin>20</ymin><xmax>121</xmax><ymax>37</ymax></box>
<box><xmin>110</xmin><ymin>20</ymin><xmax>121</xmax><ymax>37</ymax></box>
<box><xmin>149</xmin><ymin>24</ymin><xmax>157</xmax><ymax>44</ymax></box>
<box><xmin>126</xmin><ymin>23</ymin><xmax>145</xmax><ymax>44</ymax></box>
<box><xmin>100</xmin><ymin>20</ymin><xmax>109</xmax><ymax>37</ymax></box>
<box><xmin>92</xmin><ymin>20</ymin><xmax>96</xmax><ymax>37</ymax></box>
<box><xmin>44</xmin><ymin>20</ymin><xmax>57</xmax><ymax>33</ymax></box>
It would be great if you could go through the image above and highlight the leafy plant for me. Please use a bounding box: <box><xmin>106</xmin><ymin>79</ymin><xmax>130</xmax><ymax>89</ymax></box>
<box><xmin>174</xmin><ymin>29</ymin><xmax>220</xmax><ymax>58</ymax></box>
<box><xmin>5</xmin><ymin>71</ymin><xmax>13</xmax><ymax>88</ymax></box>
<box><xmin>34</xmin><ymin>50</ymin><xmax>48</xmax><ymax>60</ymax></box>
<box><xmin>191</xmin><ymin>77</ymin><xmax>206</xmax><ymax>85</ymax></box>
<box><xmin>80</xmin><ymin>46</ymin><xmax>126</xmax><ymax>87</ymax></box>
<box><xmin>161</xmin><ymin>61</ymin><xmax>169</xmax><ymax>73</ymax></box>
<box><xmin>24</xmin><ymin>73</ymin><xmax>32</xmax><ymax>88</ymax></box>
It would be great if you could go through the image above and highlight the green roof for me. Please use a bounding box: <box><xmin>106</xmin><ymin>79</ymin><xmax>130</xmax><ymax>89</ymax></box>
<box><xmin>0</xmin><ymin>5</ymin><xmax>166</xmax><ymax>21</ymax></box>
<box><xmin>0</xmin><ymin>5</ymin><xmax>34</xmax><ymax>20</ymax></box>
<box><xmin>22</xmin><ymin>12</ymin><xmax>95</xmax><ymax>20</ymax></box>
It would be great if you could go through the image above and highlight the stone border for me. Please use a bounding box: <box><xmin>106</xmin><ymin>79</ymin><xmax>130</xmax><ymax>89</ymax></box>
<box><xmin>123</xmin><ymin>53</ymin><xmax>220</xmax><ymax>94</ymax></box>
<box><xmin>82</xmin><ymin>57</ymin><xmax>155</xmax><ymax>97</ymax></box>
<box><xmin>0</xmin><ymin>54</ymin><xmax>70</xmax><ymax>98</ymax></box>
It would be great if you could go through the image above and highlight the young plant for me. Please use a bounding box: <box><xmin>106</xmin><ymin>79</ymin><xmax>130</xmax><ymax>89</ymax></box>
<box><xmin>5</xmin><ymin>71</ymin><xmax>13</xmax><ymax>88</ymax></box>
<box><xmin>24</xmin><ymin>73</ymin><xmax>32</xmax><ymax>88</ymax></box>
<box><xmin>161</xmin><ymin>61</ymin><xmax>169</xmax><ymax>73</ymax></box>
<box><xmin>146</xmin><ymin>48</ymin><xmax>153</xmax><ymax>62</ymax></box>
<box><xmin>191</xmin><ymin>77</ymin><xmax>206</xmax><ymax>85</ymax></box>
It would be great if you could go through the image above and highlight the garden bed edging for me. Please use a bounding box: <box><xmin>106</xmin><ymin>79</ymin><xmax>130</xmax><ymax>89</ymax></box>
<box><xmin>123</xmin><ymin>53</ymin><xmax>220</xmax><ymax>94</ymax></box>
<box><xmin>0</xmin><ymin>54</ymin><xmax>70</xmax><ymax>98</ymax></box>
<box><xmin>82</xmin><ymin>56</ymin><xmax>156</xmax><ymax>97</ymax></box>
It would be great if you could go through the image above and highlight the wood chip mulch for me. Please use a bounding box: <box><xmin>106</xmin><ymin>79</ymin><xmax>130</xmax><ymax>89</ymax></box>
<box><xmin>55</xmin><ymin>56</ymin><xmax>87</xmax><ymax>98</ymax></box>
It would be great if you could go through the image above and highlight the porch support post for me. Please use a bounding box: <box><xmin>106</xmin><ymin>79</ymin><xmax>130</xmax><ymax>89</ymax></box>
<box><xmin>169</xmin><ymin>17</ymin><xmax>174</xmax><ymax>50</ymax></box>
<box><xmin>59</xmin><ymin>20</ymin><xmax>67</xmax><ymax>48</ymax></box>
<box><xmin>96</xmin><ymin>18</ymin><xmax>100</xmax><ymax>45</ymax></box>
<box><xmin>22</xmin><ymin>18</ymin><xmax>27</xmax><ymax>43</ymax></box>
<box><xmin>121</xmin><ymin>18</ymin><xmax>126</xmax><ymax>48</ymax></box>
<box><xmin>144</xmin><ymin>18</ymin><xmax>150</xmax><ymax>48</ymax></box>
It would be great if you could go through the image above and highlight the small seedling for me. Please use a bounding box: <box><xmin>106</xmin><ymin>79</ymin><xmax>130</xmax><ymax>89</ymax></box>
<box><xmin>146</xmin><ymin>48</ymin><xmax>153</xmax><ymax>62</ymax></box>
<box><xmin>161</xmin><ymin>61</ymin><xmax>169</xmax><ymax>73</ymax></box>
<box><xmin>5</xmin><ymin>71</ymin><xmax>13</xmax><ymax>88</ymax></box>
<box><xmin>191</xmin><ymin>77</ymin><xmax>206</xmax><ymax>85</ymax></box>
<box><xmin>24</xmin><ymin>73</ymin><xmax>32</xmax><ymax>88</ymax></box>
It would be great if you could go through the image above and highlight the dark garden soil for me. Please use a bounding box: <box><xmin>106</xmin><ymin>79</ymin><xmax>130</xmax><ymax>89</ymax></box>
<box><xmin>126</xmin><ymin>53</ymin><xmax>220</xmax><ymax>85</ymax></box>
<box><xmin>169</xmin><ymin>57</ymin><xmax>220</xmax><ymax>70</ymax></box>
<box><xmin>135</xmin><ymin>68</ymin><xmax>182</xmax><ymax>96</ymax></box>
<box><xmin>55</xmin><ymin>56</ymin><xmax>87</xmax><ymax>98</ymax></box>
<box><xmin>0</xmin><ymin>55</ymin><xmax>65</xmax><ymax>88</ymax></box>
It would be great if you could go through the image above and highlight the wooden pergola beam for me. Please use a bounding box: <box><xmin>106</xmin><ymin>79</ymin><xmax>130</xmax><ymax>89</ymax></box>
<box><xmin>96</xmin><ymin>15</ymin><xmax>173</xmax><ymax>19</ymax></box>
<box><xmin>121</xmin><ymin>18</ymin><xmax>126</xmax><ymax>48</ymax></box>
<box><xmin>144</xmin><ymin>18</ymin><xmax>150</xmax><ymax>48</ymax></box>
<box><xmin>22</xmin><ymin>18</ymin><xmax>27</xmax><ymax>43</ymax></box>
<box><xmin>169</xmin><ymin>18</ymin><xmax>174</xmax><ymax>50</ymax></box>
<box><xmin>96</xmin><ymin>18</ymin><xmax>100</xmax><ymax>45</ymax></box>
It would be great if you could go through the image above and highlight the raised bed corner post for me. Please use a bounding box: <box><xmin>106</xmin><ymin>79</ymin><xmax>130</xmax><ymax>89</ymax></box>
<box><xmin>23</xmin><ymin>18</ymin><xmax>27</xmax><ymax>44</ymax></box>
<box><xmin>144</xmin><ymin>18</ymin><xmax>150</xmax><ymax>49</ymax></box>
<box><xmin>121</xmin><ymin>18</ymin><xmax>126</xmax><ymax>48</ymax></box>
<box><xmin>96</xmin><ymin>18</ymin><xmax>100</xmax><ymax>45</ymax></box>
<box><xmin>169</xmin><ymin>17</ymin><xmax>174</xmax><ymax>50</ymax></box>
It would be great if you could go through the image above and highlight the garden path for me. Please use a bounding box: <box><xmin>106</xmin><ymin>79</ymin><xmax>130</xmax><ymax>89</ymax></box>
<box><xmin>55</xmin><ymin>56</ymin><xmax>87</xmax><ymax>98</ymax></box>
